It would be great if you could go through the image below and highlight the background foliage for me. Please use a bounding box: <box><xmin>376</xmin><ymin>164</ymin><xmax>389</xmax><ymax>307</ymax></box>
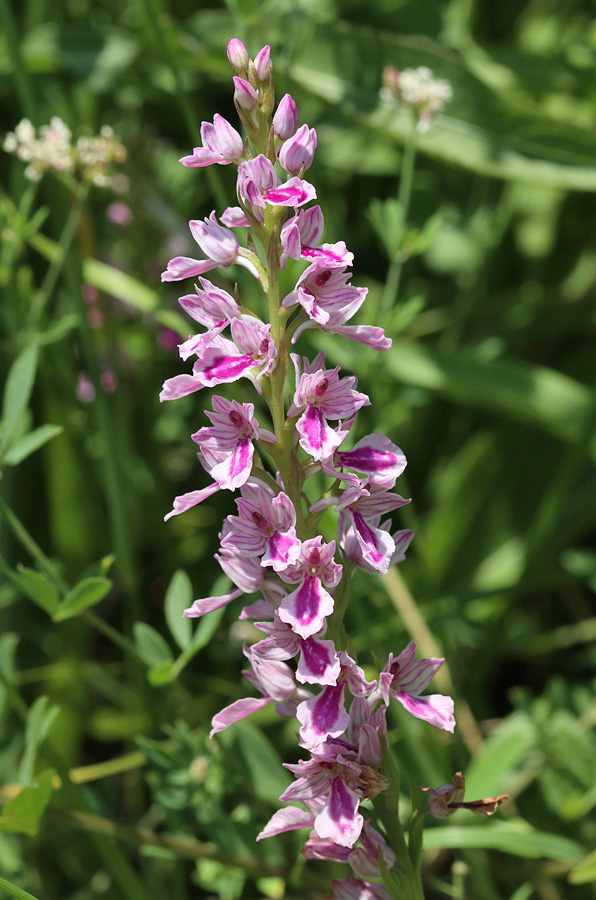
<box><xmin>1</xmin><ymin>0</ymin><xmax>595</xmax><ymax>898</ymax></box>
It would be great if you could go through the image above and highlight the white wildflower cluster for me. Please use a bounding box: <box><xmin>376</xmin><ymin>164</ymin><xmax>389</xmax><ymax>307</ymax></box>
<box><xmin>3</xmin><ymin>117</ymin><xmax>125</xmax><ymax>185</ymax></box>
<box><xmin>381</xmin><ymin>65</ymin><xmax>452</xmax><ymax>132</ymax></box>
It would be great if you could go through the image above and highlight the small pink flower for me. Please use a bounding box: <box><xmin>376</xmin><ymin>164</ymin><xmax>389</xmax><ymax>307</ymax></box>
<box><xmin>227</xmin><ymin>39</ymin><xmax>248</xmax><ymax>73</ymax></box>
<box><xmin>278</xmin><ymin>537</ymin><xmax>342</xmax><ymax>639</ymax></box>
<box><xmin>254</xmin><ymin>45</ymin><xmax>272</xmax><ymax>82</ymax></box>
<box><xmin>279</xmin><ymin>124</ymin><xmax>317</xmax><ymax>174</ymax></box>
<box><xmin>378</xmin><ymin>641</ymin><xmax>455</xmax><ymax>732</ymax></box>
<box><xmin>273</xmin><ymin>93</ymin><xmax>299</xmax><ymax>140</ymax></box>
<box><xmin>233</xmin><ymin>76</ymin><xmax>259</xmax><ymax>111</ymax></box>
<box><xmin>180</xmin><ymin>114</ymin><xmax>244</xmax><ymax>168</ymax></box>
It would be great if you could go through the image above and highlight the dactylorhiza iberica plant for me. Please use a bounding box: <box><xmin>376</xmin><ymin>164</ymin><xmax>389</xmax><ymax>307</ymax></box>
<box><xmin>161</xmin><ymin>40</ymin><xmax>507</xmax><ymax>900</ymax></box>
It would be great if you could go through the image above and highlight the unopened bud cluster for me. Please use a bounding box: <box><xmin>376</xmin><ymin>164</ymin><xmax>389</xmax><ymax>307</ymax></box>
<box><xmin>4</xmin><ymin>117</ymin><xmax>125</xmax><ymax>185</ymax></box>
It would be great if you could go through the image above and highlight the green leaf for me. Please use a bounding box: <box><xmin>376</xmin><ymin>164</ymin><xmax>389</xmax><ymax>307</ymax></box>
<box><xmin>219</xmin><ymin>720</ymin><xmax>291</xmax><ymax>806</ymax></box>
<box><xmin>19</xmin><ymin>697</ymin><xmax>60</xmax><ymax>786</ymax></box>
<box><xmin>4</xmin><ymin>424</ymin><xmax>63</xmax><ymax>466</ymax></box>
<box><xmin>14</xmin><ymin>566</ymin><xmax>60</xmax><ymax>617</ymax></box>
<box><xmin>465</xmin><ymin>712</ymin><xmax>537</xmax><ymax>800</ymax></box>
<box><xmin>164</xmin><ymin>570</ymin><xmax>193</xmax><ymax>650</ymax></box>
<box><xmin>569</xmin><ymin>848</ymin><xmax>596</xmax><ymax>884</ymax></box>
<box><xmin>423</xmin><ymin>822</ymin><xmax>584</xmax><ymax>863</ymax></box>
<box><xmin>147</xmin><ymin>660</ymin><xmax>176</xmax><ymax>686</ymax></box>
<box><xmin>0</xmin><ymin>770</ymin><xmax>56</xmax><ymax>836</ymax></box>
<box><xmin>0</xmin><ymin>634</ymin><xmax>19</xmax><ymax>720</ymax></box>
<box><xmin>0</xmin><ymin>875</ymin><xmax>43</xmax><ymax>900</ymax></box>
<box><xmin>53</xmin><ymin>576</ymin><xmax>111</xmax><ymax>621</ymax></box>
<box><xmin>1</xmin><ymin>344</ymin><xmax>39</xmax><ymax>454</ymax></box>
<box><xmin>37</xmin><ymin>313</ymin><xmax>79</xmax><ymax>346</ymax></box>
<box><xmin>383</xmin><ymin>340</ymin><xmax>596</xmax><ymax>462</ymax></box>
<box><xmin>84</xmin><ymin>258</ymin><xmax>158</xmax><ymax>313</ymax></box>
<box><xmin>290</xmin><ymin>22</ymin><xmax>596</xmax><ymax>190</ymax></box>
<box><xmin>508</xmin><ymin>884</ymin><xmax>535</xmax><ymax>900</ymax></box>
<box><xmin>133</xmin><ymin>622</ymin><xmax>173</xmax><ymax>668</ymax></box>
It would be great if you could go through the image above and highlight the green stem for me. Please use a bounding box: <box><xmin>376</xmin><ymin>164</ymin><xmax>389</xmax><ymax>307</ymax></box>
<box><xmin>0</xmin><ymin>499</ymin><xmax>68</xmax><ymax>592</ymax></box>
<box><xmin>379</xmin><ymin>115</ymin><xmax>418</xmax><ymax>322</ymax></box>
<box><xmin>27</xmin><ymin>181</ymin><xmax>91</xmax><ymax>328</ymax></box>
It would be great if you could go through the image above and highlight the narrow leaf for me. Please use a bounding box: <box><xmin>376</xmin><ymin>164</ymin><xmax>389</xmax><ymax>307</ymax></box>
<box><xmin>0</xmin><ymin>875</ymin><xmax>43</xmax><ymax>900</ymax></box>
<box><xmin>4</xmin><ymin>425</ymin><xmax>63</xmax><ymax>466</ymax></box>
<box><xmin>423</xmin><ymin>823</ymin><xmax>584</xmax><ymax>863</ymax></box>
<box><xmin>164</xmin><ymin>570</ymin><xmax>193</xmax><ymax>650</ymax></box>
<box><xmin>54</xmin><ymin>577</ymin><xmax>111</xmax><ymax>621</ymax></box>
<box><xmin>1</xmin><ymin>344</ymin><xmax>39</xmax><ymax>453</ymax></box>
<box><xmin>19</xmin><ymin>697</ymin><xmax>60</xmax><ymax>786</ymax></box>
<box><xmin>133</xmin><ymin>622</ymin><xmax>173</xmax><ymax>668</ymax></box>
<box><xmin>14</xmin><ymin>566</ymin><xmax>60</xmax><ymax>617</ymax></box>
<box><xmin>569</xmin><ymin>848</ymin><xmax>596</xmax><ymax>885</ymax></box>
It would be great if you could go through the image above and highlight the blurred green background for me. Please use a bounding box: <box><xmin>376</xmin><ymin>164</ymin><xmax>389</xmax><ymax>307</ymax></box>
<box><xmin>1</xmin><ymin>0</ymin><xmax>595</xmax><ymax>898</ymax></box>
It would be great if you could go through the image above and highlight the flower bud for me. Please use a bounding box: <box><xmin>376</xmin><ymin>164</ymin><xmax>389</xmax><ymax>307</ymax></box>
<box><xmin>254</xmin><ymin>44</ymin><xmax>272</xmax><ymax>82</ymax></box>
<box><xmin>278</xmin><ymin>124</ymin><xmax>317</xmax><ymax>175</ymax></box>
<box><xmin>273</xmin><ymin>93</ymin><xmax>299</xmax><ymax>141</ymax></box>
<box><xmin>227</xmin><ymin>38</ymin><xmax>248</xmax><ymax>74</ymax></box>
<box><xmin>233</xmin><ymin>76</ymin><xmax>259</xmax><ymax>111</ymax></box>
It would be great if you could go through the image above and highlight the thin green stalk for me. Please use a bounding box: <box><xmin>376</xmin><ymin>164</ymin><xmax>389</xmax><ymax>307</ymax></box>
<box><xmin>379</xmin><ymin>115</ymin><xmax>418</xmax><ymax>322</ymax></box>
<box><xmin>0</xmin><ymin>499</ymin><xmax>68</xmax><ymax>592</ymax></box>
<box><xmin>27</xmin><ymin>181</ymin><xmax>91</xmax><ymax>328</ymax></box>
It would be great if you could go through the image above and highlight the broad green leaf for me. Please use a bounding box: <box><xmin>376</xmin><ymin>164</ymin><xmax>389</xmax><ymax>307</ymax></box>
<box><xmin>27</xmin><ymin>233</ymin><xmax>186</xmax><ymax>333</ymax></box>
<box><xmin>569</xmin><ymin>848</ymin><xmax>596</xmax><ymax>885</ymax></box>
<box><xmin>133</xmin><ymin>622</ymin><xmax>173</xmax><ymax>668</ymax></box>
<box><xmin>22</xmin><ymin>23</ymin><xmax>138</xmax><ymax>87</ymax></box>
<box><xmin>383</xmin><ymin>340</ymin><xmax>596</xmax><ymax>462</ymax></box>
<box><xmin>421</xmin><ymin>431</ymin><xmax>499</xmax><ymax>585</ymax></box>
<box><xmin>14</xmin><ymin>566</ymin><xmax>60</xmax><ymax>617</ymax></box>
<box><xmin>465</xmin><ymin>712</ymin><xmax>537</xmax><ymax>800</ymax></box>
<box><xmin>1</xmin><ymin>344</ymin><xmax>39</xmax><ymax>454</ymax></box>
<box><xmin>84</xmin><ymin>258</ymin><xmax>158</xmax><ymax>313</ymax></box>
<box><xmin>4</xmin><ymin>424</ymin><xmax>63</xmax><ymax>467</ymax></box>
<box><xmin>164</xmin><ymin>570</ymin><xmax>193</xmax><ymax>650</ymax></box>
<box><xmin>319</xmin><ymin>336</ymin><xmax>595</xmax><ymax>460</ymax></box>
<box><xmin>167</xmin><ymin>605</ymin><xmax>227</xmax><ymax>682</ymax></box>
<box><xmin>53</xmin><ymin>577</ymin><xmax>111</xmax><ymax>621</ymax></box>
<box><xmin>423</xmin><ymin>822</ymin><xmax>584</xmax><ymax>863</ymax></box>
<box><xmin>289</xmin><ymin>22</ymin><xmax>596</xmax><ymax>190</ymax></box>
<box><xmin>220</xmin><ymin>719</ymin><xmax>291</xmax><ymax>806</ymax></box>
<box><xmin>189</xmin><ymin>603</ymin><xmax>226</xmax><ymax>652</ymax></box>
<box><xmin>19</xmin><ymin>697</ymin><xmax>60</xmax><ymax>786</ymax></box>
<box><xmin>0</xmin><ymin>770</ymin><xmax>56</xmax><ymax>836</ymax></box>
<box><xmin>0</xmin><ymin>875</ymin><xmax>43</xmax><ymax>900</ymax></box>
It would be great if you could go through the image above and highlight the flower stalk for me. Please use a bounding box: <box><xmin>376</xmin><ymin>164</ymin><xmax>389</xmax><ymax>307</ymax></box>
<box><xmin>160</xmin><ymin>40</ymin><xmax>507</xmax><ymax>898</ymax></box>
